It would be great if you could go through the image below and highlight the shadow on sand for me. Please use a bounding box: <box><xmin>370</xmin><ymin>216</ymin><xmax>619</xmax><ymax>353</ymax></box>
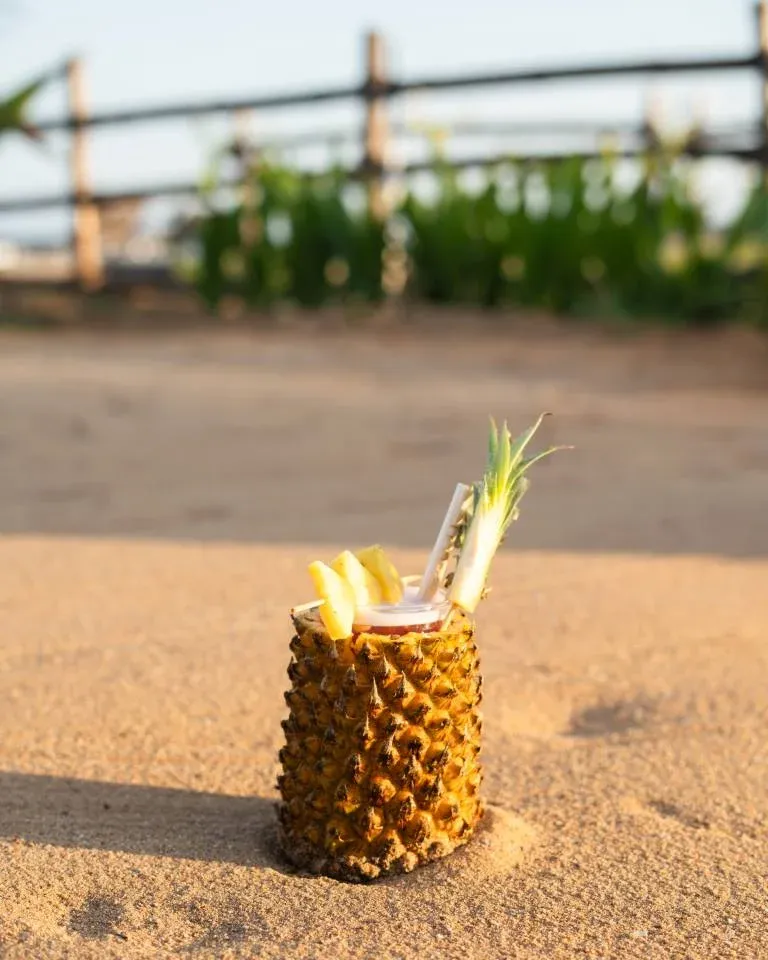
<box><xmin>0</xmin><ymin>771</ymin><xmax>287</xmax><ymax>869</ymax></box>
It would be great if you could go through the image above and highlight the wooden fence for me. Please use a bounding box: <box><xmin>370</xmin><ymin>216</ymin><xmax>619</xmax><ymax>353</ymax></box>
<box><xmin>3</xmin><ymin>6</ymin><xmax>768</xmax><ymax>292</ymax></box>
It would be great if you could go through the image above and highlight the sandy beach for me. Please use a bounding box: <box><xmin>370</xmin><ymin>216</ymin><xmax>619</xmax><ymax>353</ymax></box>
<box><xmin>1</xmin><ymin>318</ymin><xmax>767</xmax><ymax>958</ymax></box>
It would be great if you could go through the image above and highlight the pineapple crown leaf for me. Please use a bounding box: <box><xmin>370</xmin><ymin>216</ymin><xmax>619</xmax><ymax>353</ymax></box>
<box><xmin>422</xmin><ymin>413</ymin><xmax>572</xmax><ymax>603</ymax></box>
<box><xmin>480</xmin><ymin>413</ymin><xmax>571</xmax><ymax>539</ymax></box>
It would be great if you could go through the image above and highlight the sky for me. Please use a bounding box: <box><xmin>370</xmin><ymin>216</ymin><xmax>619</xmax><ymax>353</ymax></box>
<box><xmin>0</xmin><ymin>0</ymin><xmax>762</xmax><ymax>243</ymax></box>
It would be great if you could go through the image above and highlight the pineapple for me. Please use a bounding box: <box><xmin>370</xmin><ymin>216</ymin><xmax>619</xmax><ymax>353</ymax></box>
<box><xmin>330</xmin><ymin>551</ymin><xmax>383</xmax><ymax>606</ymax></box>
<box><xmin>279</xmin><ymin>415</ymin><xmax>567</xmax><ymax>880</ymax></box>
<box><xmin>355</xmin><ymin>545</ymin><xmax>404</xmax><ymax>603</ymax></box>
<box><xmin>307</xmin><ymin>561</ymin><xmax>356</xmax><ymax>641</ymax></box>
<box><xmin>278</xmin><ymin>607</ymin><xmax>483</xmax><ymax>880</ymax></box>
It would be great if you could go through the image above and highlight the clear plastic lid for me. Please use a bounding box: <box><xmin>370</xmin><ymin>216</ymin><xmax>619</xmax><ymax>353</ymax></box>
<box><xmin>353</xmin><ymin>584</ymin><xmax>450</xmax><ymax>629</ymax></box>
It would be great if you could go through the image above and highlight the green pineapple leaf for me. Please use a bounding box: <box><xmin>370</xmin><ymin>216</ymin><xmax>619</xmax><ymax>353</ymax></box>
<box><xmin>449</xmin><ymin>414</ymin><xmax>572</xmax><ymax>612</ymax></box>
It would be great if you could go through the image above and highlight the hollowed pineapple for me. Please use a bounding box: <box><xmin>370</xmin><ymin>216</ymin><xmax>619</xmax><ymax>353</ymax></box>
<box><xmin>280</xmin><ymin>415</ymin><xmax>568</xmax><ymax>881</ymax></box>
<box><xmin>277</xmin><ymin>608</ymin><xmax>483</xmax><ymax>881</ymax></box>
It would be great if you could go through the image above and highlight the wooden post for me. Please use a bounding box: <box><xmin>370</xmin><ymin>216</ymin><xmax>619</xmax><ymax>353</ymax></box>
<box><xmin>759</xmin><ymin>0</ymin><xmax>768</xmax><ymax>173</ymax></box>
<box><xmin>363</xmin><ymin>31</ymin><xmax>389</xmax><ymax>220</ymax></box>
<box><xmin>66</xmin><ymin>57</ymin><xmax>104</xmax><ymax>291</ymax></box>
<box><xmin>231</xmin><ymin>107</ymin><xmax>256</xmax><ymax>208</ymax></box>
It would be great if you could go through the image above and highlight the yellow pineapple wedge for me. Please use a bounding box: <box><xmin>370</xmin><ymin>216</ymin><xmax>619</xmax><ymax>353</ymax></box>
<box><xmin>355</xmin><ymin>545</ymin><xmax>403</xmax><ymax>603</ymax></box>
<box><xmin>330</xmin><ymin>550</ymin><xmax>383</xmax><ymax>607</ymax></box>
<box><xmin>307</xmin><ymin>561</ymin><xmax>356</xmax><ymax>641</ymax></box>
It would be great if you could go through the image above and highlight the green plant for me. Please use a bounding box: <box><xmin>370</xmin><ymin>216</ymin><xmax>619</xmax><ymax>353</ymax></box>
<box><xmin>194</xmin><ymin>161</ymin><xmax>385</xmax><ymax>310</ymax></box>
<box><xmin>187</xmin><ymin>144</ymin><xmax>768</xmax><ymax>328</ymax></box>
<box><xmin>0</xmin><ymin>73</ymin><xmax>49</xmax><ymax>139</ymax></box>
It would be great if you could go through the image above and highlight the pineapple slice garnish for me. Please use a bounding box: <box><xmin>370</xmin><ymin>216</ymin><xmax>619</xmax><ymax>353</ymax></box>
<box><xmin>330</xmin><ymin>550</ymin><xmax>383</xmax><ymax>606</ymax></box>
<box><xmin>307</xmin><ymin>561</ymin><xmax>356</xmax><ymax>640</ymax></box>
<box><xmin>355</xmin><ymin>545</ymin><xmax>404</xmax><ymax>604</ymax></box>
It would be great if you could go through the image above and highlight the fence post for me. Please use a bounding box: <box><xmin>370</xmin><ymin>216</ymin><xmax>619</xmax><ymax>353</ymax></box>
<box><xmin>759</xmin><ymin>1</ymin><xmax>768</xmax><ymax>173</ymax></box>
<box><xmin>66</xmin><ymin>57</ymin><xmax>104</xmax><ymax>292</ymax></box>
<box><xmin>363</xmin><ymin>31</ymin><xmax>389</xmax><ymax>220</ymax></box>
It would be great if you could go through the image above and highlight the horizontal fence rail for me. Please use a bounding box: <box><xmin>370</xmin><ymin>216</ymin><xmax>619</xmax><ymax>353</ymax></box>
<box><xmin>390</xmin><ymin>53</ymin><xmax>762</xmax><ymax>95</ymax></box>
<box><xmin>0</xmin><ymin>144</ymin><xmax>762</xmax><ymax>214</ymax></box>
<box><xmin>33</xmin><ymin>83</ymin><xmax>364</xmax><ymax>133</ymax></box>
<box><xmin>40</xmin><ymin>116</ymin><xmax>765</xmax><ymax>148</ymax></box>
<box><xmin>31</xmin><ymin>53</ymin><xmax>760</xmax><ymax>133</ymax></box>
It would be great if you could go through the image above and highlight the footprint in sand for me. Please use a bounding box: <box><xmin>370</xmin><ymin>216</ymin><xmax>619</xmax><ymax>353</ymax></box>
<box><xmin>567</xmin><ymin>696</ymin><xmax>657</xmax><ymax>739</ymax></box>
<box><xmin>646</xmin><ymin>799</ymin><xmax>711</xmax><ymax>831</ymax></box>
<box><xmin>620</xmin><ymin>796</ymin><xmax>711</xmax><ymax>832</ymax></box>
<box><xmin>68</xmin><ymin>896</ymin><xmax>127</xmax><ymax>941</ymax></box>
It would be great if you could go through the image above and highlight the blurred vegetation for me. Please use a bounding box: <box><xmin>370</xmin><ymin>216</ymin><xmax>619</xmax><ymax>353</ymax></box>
<box><xmin>0</xmin><ymin>73</ymin><xmax>48</xmax><ymax>139</ymax></box>
<box><xmin>183</xmin><ymin>147</ymin><xmax>768</xmax><ymax>328</ymax></box>
<box><xmin>189</xmin><ymin>164</ymin><xmax>386</xmax><ymax>310</ymax></box>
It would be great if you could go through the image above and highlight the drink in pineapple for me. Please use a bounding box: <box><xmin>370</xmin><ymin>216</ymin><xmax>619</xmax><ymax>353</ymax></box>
<box><xmin>277</xmin><ymin>415</ymin><xmax>567</xmax><ymax>880</ymax></box>
<box><xmin>281</xmin><ymin>594</ymin><xmax>482</xmax><ymax>880</ymax></box>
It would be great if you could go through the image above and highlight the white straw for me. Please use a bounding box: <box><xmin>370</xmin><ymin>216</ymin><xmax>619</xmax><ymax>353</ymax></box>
<box><xmin>417</xmin><ymin>482</ymin><xmax>471</xmax><ymax>601</ymax></box>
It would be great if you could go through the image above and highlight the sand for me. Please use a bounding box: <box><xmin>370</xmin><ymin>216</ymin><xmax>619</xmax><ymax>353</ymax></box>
<box><xmin>1</xmin><ymin>318</ymin><xmax>767</xmax><ymax>958</ymax></box>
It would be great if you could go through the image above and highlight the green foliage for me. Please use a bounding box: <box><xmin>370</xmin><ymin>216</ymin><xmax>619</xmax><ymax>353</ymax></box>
<box><xmin>189</xmin><ymin>150</ymin><xmax>768</xmax><ymax>328</ymax></box>
<box><xmin>0</xmin><ymin>73</ymin><xmax>49</xmax><ymax>139</ymax></box>
<box><xmin>194</xmin><ymin>164</ymin><xmax>385</xmax><ymax>309</ymax></box>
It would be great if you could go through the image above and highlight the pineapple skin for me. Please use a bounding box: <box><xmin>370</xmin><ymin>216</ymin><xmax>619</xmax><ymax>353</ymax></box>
<box><xmin>277</xmin><ymin>609</ymin><xmax>483</xmax><ymax>881</ymax></box>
